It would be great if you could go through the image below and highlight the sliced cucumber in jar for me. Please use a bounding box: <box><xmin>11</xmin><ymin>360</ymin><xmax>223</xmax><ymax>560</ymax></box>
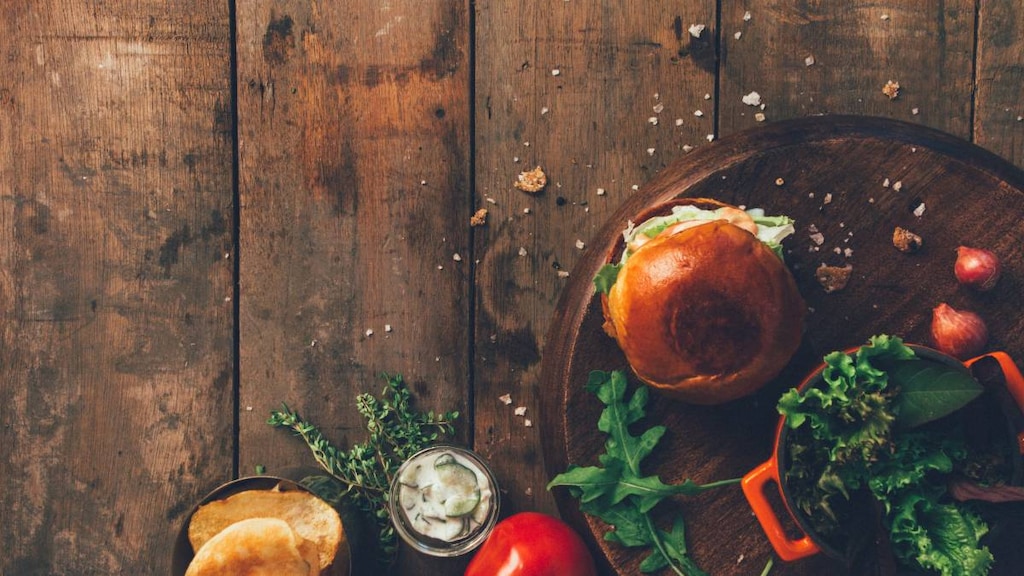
<box><xmin>434</xmin><ymin>456</ymin><xmax>482</xmax><ymax>518</ymax></box>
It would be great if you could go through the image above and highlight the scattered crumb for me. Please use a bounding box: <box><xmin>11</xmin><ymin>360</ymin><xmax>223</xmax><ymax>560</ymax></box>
<box><xmin>913</xmin><ymin>202</ymin><xmax>926</xmax><ymax>217</ymax></box>
<box><xmin>385</xmin><ymin>324</ymin><xmax>393</xmax><ymax>332</ymax></box>
<box><xmin>540</xmin><ymin>106</ymin><xmax>549</xmax><ymax>115</ymax></box>
<box><xmin>809</xmin><ymin>231</ymin><xmax>825</xmax><ymax>246</ymax></box>
<box><xmin>524</xmin><ymin>419</ymin><xmax>533</xmax><ymax>427</ymax></box>
<box><xmin>421</xmin><ymin>180</ymin><xmax>427</xmax><ymax>185</ymax></box>
<box><xmin>823</xmin><ymin>193</ymin><xmax>833</xmax><ymax>204</ymax></box>
<box><xmin>518</xmin><ymin>247</ymin><xmax>528</xmax><ymax>256</ymax></box>
<box><xmin>805</xmin><ymin>55</ymin><xmax>815</xmax><ymax>66</ymax></box>
<box><xmin>815</xmin><ymin>263</ymin><xmax>854</xmax><ymax>293</ymax></box>
<box><xmin>453</xmin><ymin>253</ymin><xmax>462</xmax><ymax>262</ymax></box>
<box><xmin>882</xmin><ymin>178</ymin><xmax>890</xmax><ymax>187</ymax></box>
<box><xmin>525</xmin><ymin>486</ymin><xmax>533</xmax><ymax>495</ymax></box>
<box><xmin>742</xmin><ymin>91</ymin><xmax>762</xmax><ymax>106</ymax></box>
<box><xmin>706</xmin><ymin>134</ymin><xmax>715</xmax><ymax>142</ymax></box>
<box><xmin>688</xmin><ymin>23</ymin><xmax>706</xmax><ymax>38</ymax></box>
<box><xmin>737</xmin><ymin>554</ymin><xmax>745</xmax><ymax>564</ymax></box>
<box><xmin>734</xmin><ymin>31</ymin><xmax>742</xmax><ymax>39</ymax></box>
<box><xmin>596</xmin><ymin>187</ymin><xmax>606</xmax><ymax>196</ymax></box>
<box><xmin>557</xmin><ymin>270</ymin><xmax>570</xmax><ymax>278</ymax></box>
<box><xmin>653</xmin><ymin>102</ymin><xmax>665</xmax><ymax>114</ymax></box>
<box><xmin>675</xmin><ymin>118</ymin><xmax>684</xmax><ymax>126</ymax></box>
<box><xmin>365</xmin><ymin>329</ymin><xmax>374</xmax><ymax>337</ymax></box>
<box><xmin>575</xmin><ymin>239</ymin><xmax>586</xmax><ymax>250</ymax></box>
<box><xmin>754</xmin><ymin>112</ymin><xmax>766</xmax><ymax>122</ymax></box>
<box><xmin>882</xmin><ymin>80</ymin><xmax>901</xmax><ymax>100</ymax></box>
<box><xmin>775</xmin><ymin>177</ymin><xmax>785</xmax><ymax>186</ymax></box>
<box><xmin>704</xmin><ymin>93</ymin><xmax>711</xmax><ymax>100</ymax></box>
<box><xmin>892</xmin><ymin>180</ymin><xmax>903</xmax><ymax>192</ymax></box>
<box><xmin>514</xmin><ymin>406</ymin><xmax>527</xmax><ymax>416</ymax></box>
<box><xmin>881</xmin><ymin>13</ymin><xmax>890</xmax><ymax>21</ymax></box>
<box><xmin>514</xmin><ymin>166</ymin><xmax>547</xmax><ymax>193</ymax></box>
<box><xmin>893</xmin><ymin>226</ymin><xmax>922</xmax><ymax>253</ymax></box>
<box><xmin>647</xmin><ymin>147</ymin><xmax>656</xmax><ymax>156</ymax></box>
<box><xmin>470</xmin><ymin>208</ymin><xmax>488</xmax><ymax>226</ymax></box>
<box><xmin>648</xmin><ymin>116</ymin><xmax>659</xmax><ymax>125</ymax></box>
<box><xmin>694</xmin><ymin>109</ymin><xmax>704</xmax><ymax>117</ymax></box>
<box><xmin>743</xmin><ymin>10</ymin><xmax>752</xmax><ymax>21</ymax></box>
<box><xmin>499</xmin><ymin>393</ymin><xmax>513</xmax><ymax>405</ymax></box>
<box><xmin>551</xmin><ymin>68</ymin><xmax>561</xmax><ymax>76</ymax></box>
<box><xmin>912</xmin><ymin>107</ymin><xmax>920</xmax><ymax>115</ymax></box>
<box><xmin>682</xmin><ymin>144</ymin><xmax>694</xmax><ymax>152</ymax></box>
<box><xmin>523</xmin><ymin>207</ymin><xmax>531</xmax><ymax>214</ymax></box>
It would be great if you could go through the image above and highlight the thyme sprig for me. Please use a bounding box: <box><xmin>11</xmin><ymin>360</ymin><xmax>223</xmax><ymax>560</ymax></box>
<box><xmin>268</xmin><ymin>373</ymin><xmax>459</xmax><ymax>566</ymax></box>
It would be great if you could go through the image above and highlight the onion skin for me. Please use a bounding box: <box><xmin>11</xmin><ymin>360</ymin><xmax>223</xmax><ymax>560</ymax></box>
<box><xmin>954</xmin><ymin>246</ymin><xmax>1001</xmax><ymax>291</ymax></box>
<box><xmin>930</xmin><ymin>303</ymin><xmax>988</xmax><ymax>359</ymax></box>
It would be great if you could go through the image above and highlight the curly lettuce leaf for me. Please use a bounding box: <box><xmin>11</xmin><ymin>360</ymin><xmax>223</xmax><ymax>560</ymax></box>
<box><xmin>888</xmin><ymin>490</ymin><xmax>993</xmax><ymax>576</ymax></box>
<box><xmin>594</xmin><ymin>204</ymin><xmax>795</xmax><ymax>295</ymax></box>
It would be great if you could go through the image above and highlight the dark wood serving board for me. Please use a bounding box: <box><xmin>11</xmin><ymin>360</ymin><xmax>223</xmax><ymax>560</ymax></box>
<box><xmin>539</xmin><ymin>116</ymin><xmax>1024</xmax><ymax>576</ymax></box>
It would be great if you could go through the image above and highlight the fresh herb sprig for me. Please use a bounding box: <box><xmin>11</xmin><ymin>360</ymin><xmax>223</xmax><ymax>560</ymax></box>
<box><xmin>547</xmin><ymin>370</ymin><xmax>740</xmax><ymax>575</ymax></box>
<box><xmin>268</xmin><ymin>373</ymin><xmax>459</xmax><ymax>566</ymax></box>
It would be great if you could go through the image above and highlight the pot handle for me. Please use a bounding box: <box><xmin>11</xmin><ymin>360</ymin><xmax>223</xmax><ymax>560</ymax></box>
<box><xmin>965</xmin><ymin>351</ymin><xmax>1024</xmax><ymax>454</ymax></box>
<box><xmin>741</xmin><ymin>459</ymin><xmax>820</xmax><ymax>561</ymax></box>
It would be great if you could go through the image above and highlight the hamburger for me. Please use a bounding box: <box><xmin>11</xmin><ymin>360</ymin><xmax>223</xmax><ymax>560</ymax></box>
<box><xmin>596</xmin><ymin>198</ymin><xmax>805</xmax><ymax>404</ymax></box>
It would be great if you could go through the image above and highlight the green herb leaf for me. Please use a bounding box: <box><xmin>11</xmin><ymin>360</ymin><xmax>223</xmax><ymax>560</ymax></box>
<box><xmin>888</xmin><ymin>359</ymin><xmax>983</xmax><ymax>429</ymax></box>
<box><xmin>548</xmin><ymin>370</ymin><xmax>738</xmax><ymax>575</ymax></box>
<box><xmin>268</xmin><ymin>373</ymin><xmax>458</xmax><ymax>568</ymax></box>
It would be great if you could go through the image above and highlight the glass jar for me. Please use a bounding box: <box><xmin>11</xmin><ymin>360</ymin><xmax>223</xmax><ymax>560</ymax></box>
<box><xmin>388</xmin><ymin>445</ymin><xmax>500</xmax><ymax>557</ymax></box>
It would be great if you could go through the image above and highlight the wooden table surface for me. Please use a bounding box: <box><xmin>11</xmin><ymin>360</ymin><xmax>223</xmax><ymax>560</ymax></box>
<box><xmin>2</xmin><ymin>2</ymin><xmax>1022</xmax><ymax>575</ymax></box>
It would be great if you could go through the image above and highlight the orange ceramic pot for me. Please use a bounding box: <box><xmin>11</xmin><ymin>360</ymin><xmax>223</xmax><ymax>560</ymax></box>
<box><xmin>741</xmin><ymin>346</ymin><xmax>1024</xmax><ymax>562</ymax></box>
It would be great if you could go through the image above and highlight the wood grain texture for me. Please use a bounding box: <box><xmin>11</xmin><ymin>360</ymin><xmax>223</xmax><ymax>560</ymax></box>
<box><xmin>975</xmin><ymin>0</ymin><xmax>1024</xmax><ymax>166</ymax></box>
<box><xmin>473</xmin><ymin>0</ymin><xmax>718</xmax><ymax>520</ymax></box>
<box><xmin>0</xmin><ymin>2</ymin><xmax>234</xmax><ymax>574</ymax></box>
<box><xmin>719</xmin><ymin>1</ymin><xmax>977</xmax><ymax>138</ymax></box>
<box><xmin>235</xmin><ymin>1</ymin><xmax>471</xmax><ymax>571</ymax></box>
<box><xmin>541</xmin><ymin>116</ymin><xmax>1024</xmax><ymax>575</ymax></box>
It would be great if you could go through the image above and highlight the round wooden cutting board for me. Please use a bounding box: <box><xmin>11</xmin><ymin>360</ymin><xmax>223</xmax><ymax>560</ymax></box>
<box><xmin>539</xmin><ymin>115</ymin><xmax>1024</xmax><ymax>576</ymax></box>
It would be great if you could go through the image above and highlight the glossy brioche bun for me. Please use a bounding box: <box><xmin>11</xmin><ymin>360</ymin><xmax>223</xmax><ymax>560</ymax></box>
<box><xmin>602</xmin><ymin>199</ymin><xmax>804</xmax><ymax>404</ymax></box>
<box><xmin>185</xmin><ymin>517</ymin><xmax>321</xmax><ymax>576</ymax></box>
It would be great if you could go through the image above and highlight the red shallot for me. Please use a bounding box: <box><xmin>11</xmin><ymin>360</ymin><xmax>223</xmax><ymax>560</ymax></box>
<box><xmin>954</xmin><ymin>246</ymin><xmax>1001</xmax><ymax>291</ymax></box>
<box><xmin>930</xmin><ymin>303</ymin><xmax>988</xmax><ymax>359</ymax></box>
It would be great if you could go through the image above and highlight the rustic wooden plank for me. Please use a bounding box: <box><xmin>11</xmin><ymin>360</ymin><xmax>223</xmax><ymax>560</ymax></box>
<box><xmin>975</xmin><ymin>0</ymin><xmax>1024</xmax><ymax>167</ymax></box>
<box><xmin>235</xmin><ymin>0</ymin><xmax>471</xmax><ymax>570</ymax></box>
<box><xmin>473</xmin><ymin>1</ymin><xmax>718</xmax><ymax>520</ymax></box>
<box><xmin>719</xmin><ymin>1</ymin><xmax>977</xmax><ymax>138</ymax></box>
<box><xmin>0</xmin><ymin>2</ymin><xmax>233</xmax><ymax>574</ymax></box>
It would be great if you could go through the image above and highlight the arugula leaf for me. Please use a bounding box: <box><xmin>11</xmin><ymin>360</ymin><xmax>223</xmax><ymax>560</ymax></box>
<box><xmin>888</xmin><ymin>359</ymin><xmax>983</xmax><ymax>429</ymax></box>
<box><xmin>548</xmin><ymin>370</ymin><xmax>738</xmax><ymax>575</ymax></box>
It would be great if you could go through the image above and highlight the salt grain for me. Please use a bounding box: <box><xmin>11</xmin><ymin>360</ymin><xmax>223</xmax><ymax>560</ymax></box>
<box><xmin>694</xmin><ymin>109</ymin><xmax>704</xmax><ymax>117</ymax></box>
<box><xmin>499</xmin><ymin>393</ymin><xmax>513</xmax><ymax>405</ymax></box>
<box><xmin>754</xmin><ymin>112</ymin><xmax>766</xmax><ymax>122</ymax></box>
<box><xmin>596</xmin><ymin>188</ymin><xmax>606</xmax><ymax>196</ymax></box>
<box><xmin>648</xmin><ymin>116</ymin><xmax>659</xmax><ymax>125</ymax></box>
<box><xmin>518</xmin><ymin>247</ymin><xmax>528</xmax><ymax>256</ymax></box>
<box><xmin>524</xmin><ymin>419</ymin><xmax>533</xmax><ymax>427</ymax></box>
<box><xmin>653</xmin><ymin>103</ymin><xmax>665</xmax><ymax>114</ymax></box>
<box><xmin>892</xmin><ymin>181</ymin><xmax>903</xmax><ymax>191</ymax></box>
<box><xmin>688</xmin><ymin>24</ymin><xmax>705</xmax><ymax>38</ymax></box>
<box><xmin>514</xmin><ymin>406</ymin><xmax>527</xmax><ymax>416</ymax></box>
<box><xmin>743</xmin><ymin>10</ymin><xmax>752</xmax><ymax>21</ymax></box>
<box><xmin>453</xmin><ymin>253</ymin><xmax>462</xmax><ymax>261</ymax></box>
<box><xmin>742</xmin><ymin>91</ymin><xmax>762</xmax><ymax>106</ymax></box>
<box><xmin>882</xmin><ymin>178</ymin><xmax>890</xmax><ymax>187</ymax></box>
<box><xmin>575</xmin><ymin>239</ymin><xmax>586</xmax><ymax>250</ymax></box>
<box><xmin>647</xmin><ymin>147</ymin><xmax>656</xmax><ymax>156</ymax></box>
<box><xmin>557</xmin><ymin>270</ymin><xmax>570</xmax><ymax>278</ymax></box>
<box><xmin>682</xmin><ymin>145</ymin><xmax>694</xmax><ymax>152</ymax></box>
<box><xmin>385</xmin><ymin>324</ymin><xmax>393</xmax><ymax>332</ymax></box>
<box><xmin>541</xmin><ymin>106</ymin><xmax>550</xmax><ymax>115</ymax></box>
<box><xmin>365</xmin><ymin>329</ymin><xmax>374</xmax><ymax>337</ymax></box>
<box><xmin>734</xmin><ymin>31</ymin><xmax>742</xmax><ymax>40</ymax></box>
<box><xmin>913</xmin><ymin>202</ymin><xmax>926</xmax><ymax>217</ymax></box>
<box><xmin>805</xmin><ymin>55</ymin><xmax>815</xmax><ymax>66</ymax></box>
<box><xmin>706</xmin><ymin>134</ymin><xmax>715</xmax><ymax>142</ymax></box>
<box><xmin>551</xmin><ymin>68</ymin><xmax>560</xmax><ymax>76</ymax></box>
<box><xmin>675</xmin><ymin>118</ymin><xmax>684</xmax><ymax>126</ymax></box>
<box><xmin>824</xmin><ymin>193</ymin><xmax>833</xmax><ymax>204</ymax></box>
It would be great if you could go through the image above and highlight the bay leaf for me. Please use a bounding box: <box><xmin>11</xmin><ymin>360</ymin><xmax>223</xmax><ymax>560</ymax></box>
<box><xmin>888</xmin><ymin>358</ymin><xmax>983</xmax><ymax>429</ymax></box>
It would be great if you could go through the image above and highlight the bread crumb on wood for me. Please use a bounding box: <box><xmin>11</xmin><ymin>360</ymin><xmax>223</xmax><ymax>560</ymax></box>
<box><xmin>892</xmin><ymin>226</ymin><xmax>923</xmax><ymax>253</ymax></box>
<box><xmin>815</xmin><ymin>263</ymin><xmax>853</xmax><ymax>293</ymax></box>
<box><xmin>470</xmin><ymin>208</ymin><xmax>488</xmax><ymax>227</ymax></box>
<box><xmin>882</xmin><ymin>80</ymin><xmax>901</xmax><ymax>100</ymax></box>
<box><xmin>514</xmin><ymin>166</ymin><xmax>547</xmax><ymax>193</ymax></box>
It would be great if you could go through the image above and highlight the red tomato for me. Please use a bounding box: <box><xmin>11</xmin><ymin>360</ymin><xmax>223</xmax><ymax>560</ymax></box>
<box><xmin>465</xmin><ymin>512</ymin><xmax>597</xmax><ymax>576</ymax></box>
